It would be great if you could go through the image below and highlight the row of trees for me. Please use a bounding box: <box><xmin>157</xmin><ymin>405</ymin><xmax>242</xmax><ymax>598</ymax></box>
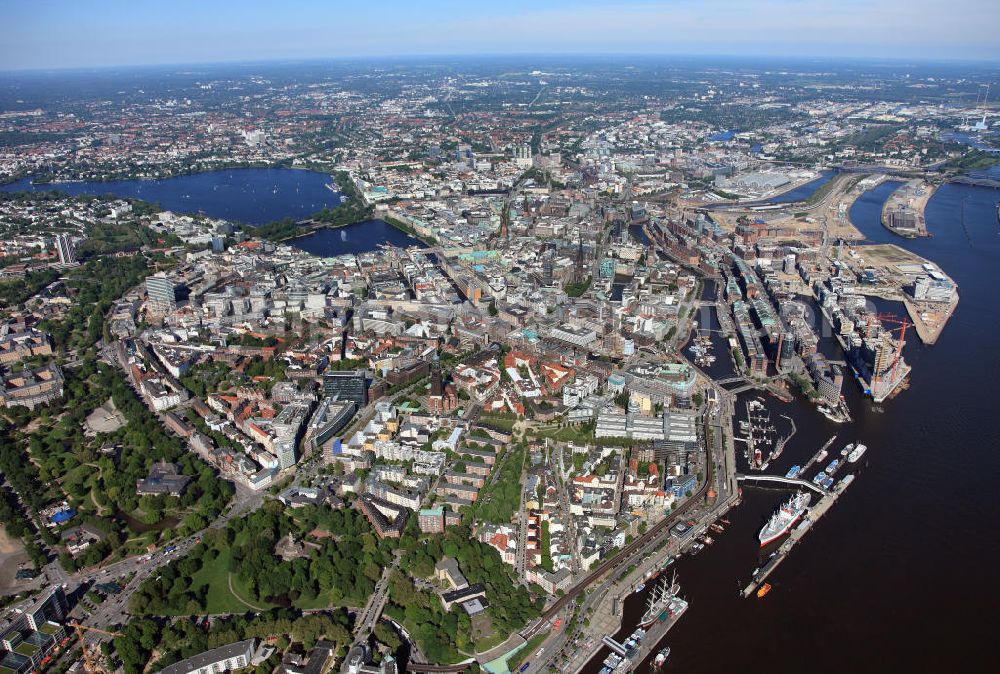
<box><xmin>467</xmin><ymin>447</ymin><xmax>524</xmax><ymax>524</ymax></box>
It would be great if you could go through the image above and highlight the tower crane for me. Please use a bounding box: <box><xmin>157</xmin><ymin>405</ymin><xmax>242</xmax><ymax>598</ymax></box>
<box><xmin>872</xmin><ymin>312</ymin><xmax>912</xmax><ymax>393</ymax></box>
<box><xmin>67</xmin><ymin>623</ymin><xmax>123</xmax><ymax>674</ymax></box>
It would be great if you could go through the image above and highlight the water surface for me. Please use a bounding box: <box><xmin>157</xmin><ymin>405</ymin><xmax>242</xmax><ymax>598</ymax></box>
<box><xmin>1</xmin><ymin>167</ymin><xmax>343</xmax><ymax>225</ymax></box>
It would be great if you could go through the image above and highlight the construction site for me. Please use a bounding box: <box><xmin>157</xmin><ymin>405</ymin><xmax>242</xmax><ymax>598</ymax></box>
<box><xmin>840</xmin><ymin>242</ymin><xmax>959</xmax><ymax>345</ymax></box>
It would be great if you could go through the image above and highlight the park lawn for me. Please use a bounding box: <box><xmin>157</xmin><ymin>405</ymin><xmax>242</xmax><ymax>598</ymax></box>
<box><xmin>531</xmin><ymin>425</ymin><xmax>592</xmax><ymax>443</ymax></box>
<box><xmin>292</xmin><ymin>590</ymin><xmax>333</xmax><ymax>611</ymax></box>
<box><xmin>474</xmin><ymin>630</ymin><xmax>507</xmax><ymax>653</ymax></box>
<box><xmin>187</xmin><ymin>544</ymin><xmax>275</xmax><ymax>614</ymax></box>
<box><xmin>291</xmin><ymin>586</ymin><xmax>353</xmax><ymax>611</ymax></box>
<box><xmin>478</xmin><ymin>415</ymin><xmax>516</xmax><ymax>433</ymax></box>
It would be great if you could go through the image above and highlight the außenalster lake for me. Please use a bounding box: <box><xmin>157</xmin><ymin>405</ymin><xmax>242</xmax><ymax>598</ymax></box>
<box><xmin>1</xmin><ymin>167</ymin><xmax>343</xmax><ymax>225</ymax></box>
<box><xmin>1</xmin><ymin>167</ymin><xmax>425</xmax><ymax>256</ymax></box>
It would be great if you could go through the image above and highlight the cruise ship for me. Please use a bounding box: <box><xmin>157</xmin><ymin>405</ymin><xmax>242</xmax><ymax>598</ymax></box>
<box><xmin>759</xmin><ymin>492</ymin><xmax>812</xmax><ymax>547</ymax></box>
<box><xmin>848</xmin><ymin>443</ymin><xmax>868</xmax><ymax>463</ymax></box>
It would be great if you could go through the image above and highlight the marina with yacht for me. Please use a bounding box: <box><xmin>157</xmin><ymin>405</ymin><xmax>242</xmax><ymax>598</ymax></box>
<box><xmin>737</xmin><ymin>398</ymin><xmax>797</xmax><ymax>471</ymax></box>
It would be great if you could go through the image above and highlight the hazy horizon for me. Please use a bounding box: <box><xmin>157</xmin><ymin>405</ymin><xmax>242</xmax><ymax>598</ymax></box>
<box><xmin>3</xmin><ymin>0</ymin><xmax>1000</xmax><ymax>71</ymax></box>
<box><xmin>4</xmin><ymin>51</ymin><xmax>1000</xmax><ymax>77</ymax></box>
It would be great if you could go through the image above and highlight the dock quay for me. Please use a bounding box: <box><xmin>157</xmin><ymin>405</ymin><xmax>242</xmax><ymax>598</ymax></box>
<box><xmin>741</xmin><ymin>474</ymin><xmax>855</xmax><ymax>598</ymax></box>
<box><xmin>592</xmin><ymin>598</ymin><xmax>688</xmax><ymax>674</ymax></box>
<box><xmin>904</xmin><ymin>292</ymin><xmax>959</xmax><ymax>346</ymax></box>
<box><xmin>880</xmin><ymin>179</ymin><xmax>932</xmax><ymax>238</ymax></box>
<box><xmin>554</xmin><ymin>491</ymin><xmax>739</xmax><ymax>674</ymax></box>
<box><xmin>802</xmin><ymin>435</ymin><xmax>838</xmax><ymax>473</ymax></box>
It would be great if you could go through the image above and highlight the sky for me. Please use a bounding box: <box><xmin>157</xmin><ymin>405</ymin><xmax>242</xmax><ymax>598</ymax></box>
<box><xmin>2</xmin><ymin>0</ymin><xmax>1000</xmax><ymax>70</ymax></box>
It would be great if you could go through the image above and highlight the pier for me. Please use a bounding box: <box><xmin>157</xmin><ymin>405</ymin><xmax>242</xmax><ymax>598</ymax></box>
<box><xmin>594</xmin><ymin>600</ymin><xmax>687</xmax><ymax>674</ymax></box>
<box><xmin>802</xmin><ymin>435</ymin><xmax>838</xmax><ymax>473</ymax></box>
<box><xmin>741</xmin><ymin>474</ymin><xmax>855</xmax><ymax>598</ymax></box>
<box><xmin>771</xmin><ymin>414</ymin><xmax>796</xmax><ymax>459</ymax></box>
<box><xmin>601</xmin><ymin>636</ymin><xmax>628</xmax><ymax>657</ymax></box>
<box><xmin>735</xmin><ymin>473</ymin><xmax>826</xmax><ymax>495</ymax></box>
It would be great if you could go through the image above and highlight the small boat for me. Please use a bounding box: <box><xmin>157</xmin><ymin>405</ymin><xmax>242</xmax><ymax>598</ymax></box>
<box><xmin>818</xmin><ymin>404</ymin><xmax>847</xmax><ymax>423</ymax></box>
<box><xmin>634</xmin><ymin>583</ymin><xmax>646</xmax><ymax>594</ymax></box>
<box><xmin>653</xmin><ymin>647</ymin><xmax>671</xmax><ymax>667</ymax></box>
<box><xmin>848</xmin><ymin>443</ymin><xmax>868</xmax><ymax>463</ymax></box>
<box><xmin>757</xmin><ymin>583</ymin><xmax>772</xmax><ymax>598</ymax></box>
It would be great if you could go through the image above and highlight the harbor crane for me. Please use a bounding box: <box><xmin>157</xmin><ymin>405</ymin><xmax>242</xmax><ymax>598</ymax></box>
<box><xmin>67</xmin><ymin>623</ymin><xmax>123</xmax><ymax>674</ymax></box>
<box><xmin>872</xmin><ymin>313</ymin><xmax>913</xmax><ymax>393</ymax></box>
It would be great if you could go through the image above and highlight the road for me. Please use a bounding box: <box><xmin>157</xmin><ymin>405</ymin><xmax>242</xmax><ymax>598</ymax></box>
<box><xmin>54</xmin><ymin>480</ymin><xmax>266</xmax><ymax>643</ymax></box>
<box><xmin>352</xmin><ymin>554</ymin><xmax>400</xmax><ymax>642</ymax></box>
<box><xmin>524</xmin><ymin>406</ymin><xmax>720</xmax><ymax>631</ymax></box>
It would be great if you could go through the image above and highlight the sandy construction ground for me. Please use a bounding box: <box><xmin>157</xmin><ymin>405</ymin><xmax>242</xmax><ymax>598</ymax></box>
<box><xmin>0</xmin><ymin>527</ymin><xmax>32</xmax><ymax>592</ymax></box>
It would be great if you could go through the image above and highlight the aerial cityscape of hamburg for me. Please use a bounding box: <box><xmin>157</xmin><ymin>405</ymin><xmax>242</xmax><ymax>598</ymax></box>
<box><xmin>1</xmin><ymin>1</ymin><xmax>998</xmax><ymax>673</ymax></box>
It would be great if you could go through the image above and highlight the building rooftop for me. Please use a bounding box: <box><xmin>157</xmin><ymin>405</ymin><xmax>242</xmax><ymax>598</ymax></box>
<box><xmin>159</xmin><ymin>639</ymin><xmax>256</xmax><ymax>674</ymax></box>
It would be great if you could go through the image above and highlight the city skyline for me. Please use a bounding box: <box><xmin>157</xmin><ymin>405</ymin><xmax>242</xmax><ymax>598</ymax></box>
<box><xmin>3</xmin><ymin>0</ymin><xmax>1000</xmax><ymax>71</ymax></box>
<box><xmin>1</xmin><ymin>3</ymin><xmax>999</xmax><ymax>673</ymax></box>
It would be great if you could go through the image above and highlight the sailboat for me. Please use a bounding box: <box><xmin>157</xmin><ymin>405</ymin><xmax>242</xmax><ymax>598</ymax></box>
<box><xmin>639</xmin><ymin>572</ymin><xmax>681</xmax><ymax>627</ymax></box>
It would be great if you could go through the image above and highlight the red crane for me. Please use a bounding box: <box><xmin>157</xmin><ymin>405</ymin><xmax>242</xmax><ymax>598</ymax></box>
<box><xmin>873</xmin><ymin>312</ymin><xmax>913</xmax><ymax>392</ymax></box>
